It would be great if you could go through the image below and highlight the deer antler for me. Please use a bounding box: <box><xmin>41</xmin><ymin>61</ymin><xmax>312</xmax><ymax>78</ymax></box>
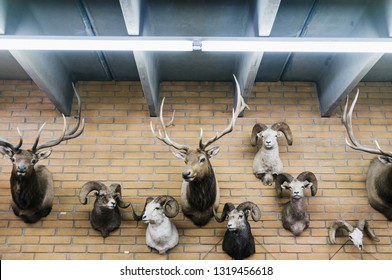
<box><xmin>342</xmin><ymin>89</ymin><xmax>392</xmax><ymax>158</ymax></box>
<box><xmin>199</xmin><ymin>74</ymin><xmax>249</xmax><ymax>150</ymax></box>
<box><xmin>150</xmin><ymin>97</ymin><xmax>189</xmax><ymax>152</ymax></box>
<box><xmin>32</xmin><ymin>83</ymin><xmax>85</xmax><ymax>152</ymax></box>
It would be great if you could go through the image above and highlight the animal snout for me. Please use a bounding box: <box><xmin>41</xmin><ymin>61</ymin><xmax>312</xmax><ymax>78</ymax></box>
<box><xmin>182</xmin><ymin>170</ymin><xmax>195</xmax><ymax>181</ymax></box>
<box><xmin>16</xmin><ymin>165</ymin><xmax>27</xmax><ymax>174</ymax></box>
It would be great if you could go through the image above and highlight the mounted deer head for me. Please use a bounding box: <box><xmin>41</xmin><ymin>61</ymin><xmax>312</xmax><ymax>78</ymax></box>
<box><xmin>342</xmin><ymin>89</ymin><xmax>392</xmax><ymax>220</ymax></box>
<box><xmin>150</xmin><ymin>75</ymin><xmax>249</xmax><ymax>226</ymax></box>
<box><xmin>0</xmin><ymin>83</ymin><xmax>85</xmax><ymax>223</ymax></box>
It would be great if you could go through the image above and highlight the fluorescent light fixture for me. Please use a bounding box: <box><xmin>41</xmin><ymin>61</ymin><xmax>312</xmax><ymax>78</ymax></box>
<box><xmin>0</xmin><ymin>36</ymin><xmax>194</xmax><ymax>51</ymax></box>
<box><xmin>201</xmin><ymin>38</ymin><xmax>392</xmax><ymax>53</ymax></box>
<box><xmin>1</xmin><ymin>36</ymin><xmax>392</xmax><ymax>53</ymax></box>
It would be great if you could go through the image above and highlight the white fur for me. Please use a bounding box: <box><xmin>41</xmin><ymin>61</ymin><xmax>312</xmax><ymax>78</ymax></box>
<box><xmin>143</xmin><ymin>201</ymin><xmax>179</xmax><ymax>254</ymax></box>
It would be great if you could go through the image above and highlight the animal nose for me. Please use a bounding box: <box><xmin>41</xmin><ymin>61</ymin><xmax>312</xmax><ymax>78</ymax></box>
<box><xmin>294</xmin><ymin>191</ymin><xmax>299</xmax><ymax>195</ymax></box>
<box><xmin>111</xmin><ymin>201</ymin><xmax>116</xmax><ymax>207</ymax></box>
<box><xmin>265</xmin><ymin>140</ymin><xmax>272</xmax><ymax>145</ymax></box>
<box><xmin>142</xmin><ymin>215</ymin><xmax>147</xmax><ymax>220</ymax></box>
<box><xmin>17</xmin><ymin>165</ymin><xmax>26</xmax><ymax>172</ymax></box>
<box><xmin>182</xmin><ymin>170</ymin><xmax>191</xmax><ymax>179</ymax></box>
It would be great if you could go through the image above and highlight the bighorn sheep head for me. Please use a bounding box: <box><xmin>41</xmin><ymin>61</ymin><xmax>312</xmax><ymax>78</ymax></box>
<box><xmin>275</xmin><ymin>171</ymin><xmax>318</xmax><ymax>199</ymax></box>
<box><xmin>251</xmin><ymin>122</ymin><xmax>293</xmax><ymax>149</ymax></box>
<box><xmin>329</xmin><ymin>219</ymin><xmax>380</xmax><ymax>250</ymax></box>
<box><xmin>133</xmin><ymin>196</ymin><xmax>180</xmax><ymax>223</ymax></box>
<box><xmin>214</xmin><ymin>201</ymin><xmax>261</xmax><ymax>229</ymax></box>
<box><xmin>79</xmin><ymin>181</ymin><xmax>131</xmax><ymax>209</ymax></box>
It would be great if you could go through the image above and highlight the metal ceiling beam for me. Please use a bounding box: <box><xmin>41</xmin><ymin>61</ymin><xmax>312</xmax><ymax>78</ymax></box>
<box><xmin>0</xmin><ymin>0</ymin><xmax>6</xmax><ymax>34</ymax></box>
<box><xmin>235</xmin><ymin>0</ymin><xmax>281</xmax><ymax>114</ymax></box>
<box><xmin>10</xmin><ymin>50</ymin><xmax>74</xmax><ymax>115</ymax></box>
<box><xmin>8</xmin><ymin>7</ymin><xmax>75</xmax><ymax>115</ymax></box>
<box><xmin>257</xmin><ymin>0</ymin><xmax>281</xmax><ymax>36</ymax></box>
<box><xmin>317</xmin><ymin>53</ymin><xmax>383</xmax><ymax>117</ymax></box>
<box><xmin>133</xmin><ymin>51</ymin><xmax>160</xmax><ymax>117</ymax></box>
<box><xmin>120</xmin><ymin>0</ymin><xmax>160</xmax><ymax>116</ymax></box>
<box><xmin>119</xmin><ymin>0</ymin><xmax>141</xmax><ymax>36</ymax></box>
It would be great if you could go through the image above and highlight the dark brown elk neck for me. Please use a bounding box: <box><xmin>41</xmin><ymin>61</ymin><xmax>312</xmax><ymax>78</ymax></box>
<box><xmin>187</xmin><ymin>166</ymin><xmax>217</xmax><ymax>212</ymax></box>
<box><xmin>10</xmin><ymin>168</ymin><xmax>42</xmax><ymax>209</ymax></box>
<box><xmin>375</xmin><ymin>166</ymin><xmax>392</xmax><ymax>205</ymax></box>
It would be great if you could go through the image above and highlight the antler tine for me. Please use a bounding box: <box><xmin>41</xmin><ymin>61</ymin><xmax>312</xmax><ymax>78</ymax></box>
<box><xmin>200</xmin><ymin>74</ymin><xmax>249</xmax><ymax>150</ymax></box>
<box><xmin>150</xmin><ymin>97</ymin><xmax>189</xmax><ymax>152</ymax></box>
<box><xmin>33</xmin><ymin>115</ymin><xmax>67</xmax><ymax>152</ymax></box>
<box><xmin>63</xmin><ymin>82</ymin><xmax>85</xmax><ymax>140</ymax></box>
<box><xmin>342</xmin><ymin>89</ymin><xmax>392</xmax><ymax>157</ymax></box>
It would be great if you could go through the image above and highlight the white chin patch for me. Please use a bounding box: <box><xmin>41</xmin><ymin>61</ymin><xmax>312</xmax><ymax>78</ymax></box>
<box><xmin>17</xmin><ymin>172</ymin><xmax>25</xmax><ymax>177</ymax></box>
<box><xmin>185</xmin><ymin>177</ymin><xmax>195</xmax><ymax>182</ymax></box>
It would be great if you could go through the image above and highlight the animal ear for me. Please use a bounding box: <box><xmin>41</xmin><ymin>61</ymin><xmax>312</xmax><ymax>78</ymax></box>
<box><xmin>378</xmin><ymin>156</ymin><xmax>392</xmax><ymax>164</ymax></box>
<box><xmin>172</xmin><ymin>150</ymin><xmax>187</xmax><ymax>161</ymax></box>
<box><xmin>207</xmin><ymin>146</ymin><xmax>220</xmax><ymax>158</ymax></box>
<box><xmin>36</xmin><ymin>149</ymin><xmax>52</xmax><ymax>160</ymax></box>
<box><xmin>0</xmin><ymin>147</ymin><xmax>14</xmax><ymax>159</ymax></box>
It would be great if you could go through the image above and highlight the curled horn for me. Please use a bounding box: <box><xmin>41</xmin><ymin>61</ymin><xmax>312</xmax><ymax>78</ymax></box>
<box><xmin>109</xmin><ymin>183</ymin><xmax>131</xmax><ymax>209</ymax></box>
<box><xmin>271</xmin><ymin>122</ymin><xmax>293</xmax><ymax>145</ymax></box>
<box><xmin>359</xmin><ymin>219</ymin><xmax>380</xmax><ymax>242</ymax></box>
<box><xmin>297</xmin><ymin>171</ymin><xmax>318</xmax><ymax>196</ymax></box>
<box><xmin>79</xmin><ymin>181</ymin><xmax>106</xmax><ymax>205</ymax></box>
<box><xmin>275</xmin><ymin>173</ymin><xmax>294</xmax><ymax>198</ymax></box>
<box><xmin>156</xmin><ymin>195</ymin><xmax>179</xmax><ymax>218</ymax></box>
<box><xmin>250</xmin><ymin>123</ymin><xmax>268</xmax><ymax>146</ymax></box>
<box><xmin>214</xmin><ymin>202</ymin><xmax>235</xmax><ymax>223</ymax></box>
<box><xmin>237</xmin><ymin>201</ymin><xmax>261</xmax><ymax>222</ymax></box>
<box><xmin>328</xmin><ymin>220</ymin><xmax>355</xmax><ymax>245</ymax></box>
<box><xmin>132</xmin><ymin>197</ymin><xmax>154</xmax><ymax>221</ymax></box>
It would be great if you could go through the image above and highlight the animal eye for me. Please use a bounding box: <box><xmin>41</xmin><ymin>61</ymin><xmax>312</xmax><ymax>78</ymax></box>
<box><xmin>31</xmin><ymin>159</ymin><xmax>37</xmax><ymax>164</ymax></box>
<box><xmin>349</xmin><ymin>236</ymin><xmax>353</xmax><ymax>240</ymax></box>
<box><xmin>200</xmin><ymin>157</ymin><xmax>206</xmax><ymax>163</ymax></box>
<box><xmin>155</xmin><ymin>207</ymin><xmax>160</xmax><ymax>210</ymax></box>
<box><xmin>239</xmin><ymin>215</ymin><xmax>243</xmax><ymax>219</ymax></box>
<box><xmin>10</xmin><ymin>157</ymin><xmax>16</xmax><ymax>163</ymax></box>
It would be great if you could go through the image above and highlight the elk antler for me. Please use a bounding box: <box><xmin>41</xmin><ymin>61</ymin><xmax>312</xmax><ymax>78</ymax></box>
<box><xmin>342</xmin><ymin>89</ymin><xmax>392</xmax><ymax>158</ymax></box>
<box><xmin>32</xmin><ymin>82</ymin><xmax>85</xmax><ymax>152</ymax></box>
<box><xmin>150</xmin><ymin>97</ymin><xmax>189</xmax><ymax>152</ymax></box>
<box><xmin>199</xmin><ymin>74</ymin><xmax>249</xmax><ymax>150</ymax></box>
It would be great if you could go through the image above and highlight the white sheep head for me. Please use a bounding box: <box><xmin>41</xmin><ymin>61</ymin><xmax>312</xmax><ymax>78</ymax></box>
<box><xmin>251</xmin><ymin>122</ymin><xmax>293</xmax><ymax>150</ymax></box>
<box><xmin>275</xmin><ymin>171</ymin><xmax>318</xmax><ymax>199</ymax></box>
<box><xmin>133</xmin><ymin>195</ymin><xmax>179</xmax><ymax>224</ymax></box>
<box><xmin>329</xmin><ymin>219</ymin><xmax>380</xmax><ymax>250</ymax></box>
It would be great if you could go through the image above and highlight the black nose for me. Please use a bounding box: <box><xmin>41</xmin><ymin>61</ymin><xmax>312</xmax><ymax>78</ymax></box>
<box><xmin>182</xmin><ymin>171</ymin><xmax>191</xmax><ymax>179</ymax></box>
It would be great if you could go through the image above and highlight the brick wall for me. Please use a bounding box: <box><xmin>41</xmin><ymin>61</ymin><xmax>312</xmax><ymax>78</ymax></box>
<box><xmin>0</xmin><ymin>79</ymin><xmax>391</xmax><ymax>260</ymax></box>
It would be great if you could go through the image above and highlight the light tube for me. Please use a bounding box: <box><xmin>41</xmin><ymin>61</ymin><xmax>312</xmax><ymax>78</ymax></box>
<box><xmin>201</xmin><ymin>38</ymin><xmax>392</xmax><ymax>53</ymax></box>
<box><xmin>0</xmin><ymin>36</ymin><xmax>194</xmax><ymax>51</ymax></box>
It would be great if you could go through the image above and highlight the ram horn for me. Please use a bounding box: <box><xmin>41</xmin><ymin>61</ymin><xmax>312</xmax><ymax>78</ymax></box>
<box><xmin>250</xmin><ymin>123</ymin><xmax>268</xmax><ymax>146</ymax></box>
<box><xmin>329</xmin><ymin>220</ymin><xmax>355</xmax><ymax>245</ymax></box>
<box><xmin>79</xmin><ymin>181</ymin><xmax>106</xmax><ymax>205</ymax></box>
<box><xmin>109</xmin><ymin>183</ymin><xmax>131</xmax><ymax>209</ymax></box>
<box><xmin>132</xmin><ymin>197</ymin><xmax>154</xmax><ymax>221</ymax></box>
<box><xmin>213</xmin><ymin>202</ymin><xmax>235</xmax><ymax>223</ymax></box>
<box><xmin>275</xmin><ymin>173</ymin><xmax>294</xmax><ymax>198</ymax></box>
<box><xmin>156</xmin><ymin>195</ymin><xmax>179</xmax><ymax>218</ymax></box>
<box><xmin>297</xmin><ymin>171</ymin><xmax>318</xmax><ymax>196</ymax></box>
<box><xmin>360</xmin><ymin>219</ymin><xmax>380</xmax><ymax>242</ymax></box>
<box><xmin>237</xmin><ymin>201</ymin><xmax>261</xmax><ymax>222</ymax></box>
<box><xmin>271</xmin><ymin>122</ymin><xmax>293</xmax><ymax>145</ymax></box>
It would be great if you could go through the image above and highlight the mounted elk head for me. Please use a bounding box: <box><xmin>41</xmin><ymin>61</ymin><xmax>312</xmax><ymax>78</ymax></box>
<box><xmin>0</xmin><ymin>84</ymin><xmax>85</xmax><ymax>223</ymax></box>
<box><xmin>251</xmin><ymin>122</ymin><xmax>293</xmax><ymax>185</ymax></box>
<box><xmin>342</xmin><ymin>90</ymin><xmax>392</xmax><ymax>220</ymax></box>
<box><xmin>150</xmin><ymin>75</ymin><xmax>249</xmax><ymax>226</ymax></box>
